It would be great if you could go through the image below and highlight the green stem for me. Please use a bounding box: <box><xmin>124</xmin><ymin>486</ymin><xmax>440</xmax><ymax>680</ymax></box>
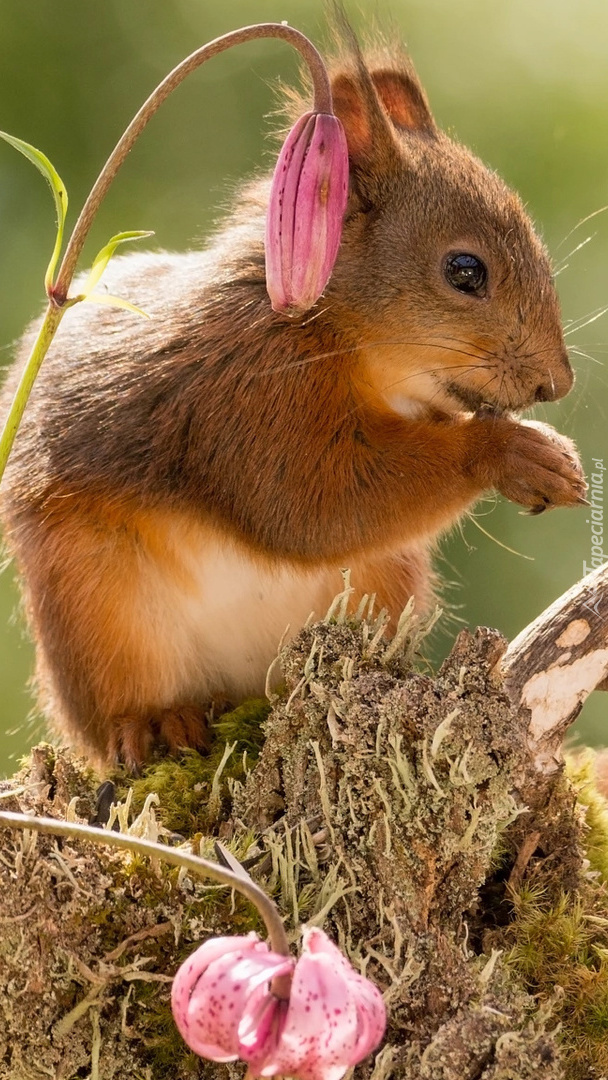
<box><xmin>0</xmin><ymin>22</ymin><xmax>333</xmax><ymax>487</ymax></box>
<box><xmin>0</xmin><ymin>303</ymin><xmax>65</xmax><ymax>479</ymax></box>
<box><xmin>0</xmin><ymin>810</ymin><xmax>292</xmax><ymax>997</ymax></box>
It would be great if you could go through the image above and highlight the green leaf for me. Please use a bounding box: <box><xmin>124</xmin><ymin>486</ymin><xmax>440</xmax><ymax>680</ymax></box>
<box><xmin>0</xmin><ymin>130</ymin><xmax>68</xmax><ymax>293</ymax></box>
<box><xmin>82</xmin><ymin>230</ymin><xmax>154</xmax><ymax>297</ymax></box>
<box><xmin>83</xmin><ymin>292</ymin><xmax>151</xmax><ymax>319</ymax></box>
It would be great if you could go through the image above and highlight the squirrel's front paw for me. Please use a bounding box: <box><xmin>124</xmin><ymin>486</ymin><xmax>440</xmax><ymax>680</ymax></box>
<box><xmin>491</xmin><ymin>418</ymin><xmax>587</xmax><ymax>513</ymax></box>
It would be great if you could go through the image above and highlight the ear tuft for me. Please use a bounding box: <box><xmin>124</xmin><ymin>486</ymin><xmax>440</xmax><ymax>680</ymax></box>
<box><xmin>371</xmin><ymin>69</ymin><xmax>436</xmax><ymax>135</ymax></box>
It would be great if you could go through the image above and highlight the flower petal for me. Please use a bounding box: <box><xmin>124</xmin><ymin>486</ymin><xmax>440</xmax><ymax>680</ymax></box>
<box><xmin>171</xmin><ymin>933</ymin><xmax>258</xmax><ymax>1031</ymax></box>
<box><xmin>345</xmin><ymin>971</ymin><xmax>387</xmax><ymax>1064</ymax></box>
<box><xmin>290</xmin><ymin>115</ymin><xmax>348</xmax><ymax>310</ymax></box>
<box><xmin>265</xmin><ymin>111</ymin><xmax>349</xmax><ymax>315</ymax></box>
<box><xmin>172</xmin><ymin>933</ymin><xmax>292</xmax><ymax>1062</ymax></box>
<box><xmin>265</xmin><ymin>112</ymin><xmax>315</xmax><ymax>312</ymax></box>
<box><xmin>262</xmin><ymin>938</ymin><xmax>358</xmax><ymax>1080</ymax></box>
<box><xmin>300</xmin><ymin>929</ymin><xmax>386</xmax><ymax>1062</ymax></box>
<box><xmin>301</xmin><ymin>926</ymin><xmax>351</xmax><ymax>965</ymax></box>
<box><xmin>238</xmin><ymin>989</ymin><xmax>289</xmax><ymax>1070</ymax></box>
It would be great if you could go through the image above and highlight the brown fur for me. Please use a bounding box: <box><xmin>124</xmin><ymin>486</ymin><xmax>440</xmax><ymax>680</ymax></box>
<box><xmin>0</xmin><ymin>29</ymin><xmax>585</xmax><ymax>766</ymax></box>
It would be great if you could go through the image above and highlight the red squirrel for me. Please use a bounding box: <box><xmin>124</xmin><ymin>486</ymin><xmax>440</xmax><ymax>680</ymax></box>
<box><xmin>0</xmin><ymin>36</ymin><xmax>586</xmax><ymax>768</ymax></box>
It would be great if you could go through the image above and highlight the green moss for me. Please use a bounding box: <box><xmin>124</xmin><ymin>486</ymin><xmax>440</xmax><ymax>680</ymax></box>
<box><xmin>567</xmin><ymin>752</ymin><xmax>608</xmax><ymax>881</ymax></box>
<box><xmin>507</xmin><ymin>885</ymin><xmax>608</xmax><ymax>1078</ymax></box>
<box><xmin>212</xmin><ymin>698</ymin><xmax>272</xmax><ymax>751</ymax></box>
<box><xmin>135</xmin><ymin>979</ymin><xmax>200</xmax><ymax>1074</ymax></box>
<box><xmin>125</xmin><ymin>698</ymin><xmax>270</xmax><ymax>834</ymax></box>
<box><xmin>122</xmin><ymin>886</ymin><xmax>264</xmax><ymax>1073</ymax></box>
<box><xmin>492</xmin><ymin>761</ymin><xmax>608</xmax><ymax>1077</ymax></box>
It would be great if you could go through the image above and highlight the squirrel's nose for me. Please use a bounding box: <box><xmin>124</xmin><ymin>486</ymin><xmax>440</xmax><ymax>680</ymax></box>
<box><xmin>534</xmin><ymin>352</ymin><xmax>574</xmax><ymax>402</ymax></box>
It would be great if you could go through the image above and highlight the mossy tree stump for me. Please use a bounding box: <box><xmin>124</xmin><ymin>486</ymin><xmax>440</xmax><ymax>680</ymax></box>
<box><xmin>1</xmin><ymin>566</ymin><xmax>608</xmax><ymax>1079</ymax></box>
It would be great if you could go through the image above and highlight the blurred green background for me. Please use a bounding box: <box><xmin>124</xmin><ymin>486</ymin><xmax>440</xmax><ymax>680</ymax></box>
<box><xmin>0</xmin><ymin>0</ymin><xmax>607</xmax><ymax>774</ymax></box>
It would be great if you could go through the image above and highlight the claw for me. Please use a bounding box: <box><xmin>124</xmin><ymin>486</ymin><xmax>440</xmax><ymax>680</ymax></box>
<box><xmin>522</xmin><ymin>504</ymin><xmax>549</xmax><ymax>516</ymax></box>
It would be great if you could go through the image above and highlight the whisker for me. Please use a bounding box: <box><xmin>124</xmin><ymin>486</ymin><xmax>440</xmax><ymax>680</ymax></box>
<box><xmin>431</xmin><ymin>335</ymin><xmax>493</xmax><ymax>358</ymax></box>
<box><xmin>299</xmin><ymin>304</ymin><xmax>331</xmax><ymax>327</ymax></box>
<box><xmin>333</xmin><ymin>362</ymin><xmax>497</xmax><ymax>426</ymax></box>
<box><xmin>553</xmin><ymin>233</ymin><xmax>595</xmax><ymax>275</ymax></box>
<box><xmin>547</xmin><ymin>367</ymin><xmax>556</xmax><ymax>399</ymax></box>
<box><xmin>497</xmin><ymin>371</ymin><xmax>507</xmax><ymax>412</ymax></box>
<box><xmin>511</xmin><ymin>356</ymin><xmax>546</xmax><ymax>373</ymax></box>
<box><xmin>568</xmin><ymin>347</ymin><xmax>603</xmax><ymax>366</ymax></box>
<box><xmin>556</xmin><ymin>204</ymin><xmax>608</xmax><ymax>250</ymax></box>
<box><xmin>255</xmin><ymin>338</ymin><xmax>493</xmax><ymax>377</ymax></box>
<box><xmin>516</xmin><ymin>328</ymin><xmax>534</xmax><ymax>353</ymax></box>
<box><xmin>563</xmin><ymin>304</ymin><xmax>608</xmax><ymax>330</ymax></box>
<box><xmin>476</xmin><ymin>372</ymin><xmax>502</xmax><ymax>399</ymax></box>
<box><xmin>467</xmin><ymin>514</ymin><xmax>534</xmax><ymax>560</ymax></box>
<box><xmin>399</xmin><ymin>341</ymin><xmax>492</xmax><ymax>360</ymax></box>
<box><xmin>376</xmin><ymin>362</ymin><xmax>493</xmax><ymax>398</ymax></box>
<box><xmin>410</xmin><ymin>368</ymin><xmax>500</xmax><ymax>415</ymax></box>
<box><xmin>564</xmin><ymin>305</ymin><xmax>608</xmax><ymax>336</ymax></box>
<box><xmin>516</xmin><ymin>347</ymin><xmax>560</xmax><ymax>360</ymax></box>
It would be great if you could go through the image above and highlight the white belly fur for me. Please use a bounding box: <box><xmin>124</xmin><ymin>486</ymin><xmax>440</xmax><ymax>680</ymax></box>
<box><xmin>138</xmin><ymin>521</ymin><xmax>341</xmax><ymax>705</ymax></box>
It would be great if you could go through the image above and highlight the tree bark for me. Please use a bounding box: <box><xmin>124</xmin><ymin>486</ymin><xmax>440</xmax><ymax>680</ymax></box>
<box><xmin>502</xmin><ymin>562</ymin><xmax>608</xmax><ymax>777</ymax></box>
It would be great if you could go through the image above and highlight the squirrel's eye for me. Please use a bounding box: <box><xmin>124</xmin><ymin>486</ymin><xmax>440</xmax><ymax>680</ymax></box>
<box><xmin>443</xmin><ymin>253</ymin><xmax>488</xmax><ymax>296</ymax></box>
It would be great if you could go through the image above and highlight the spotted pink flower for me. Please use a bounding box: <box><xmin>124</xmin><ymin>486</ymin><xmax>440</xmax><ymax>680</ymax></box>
<box><xmin>262</xmin><ymin>926</ymin><xmax>387</xmax><ymax>1080</ymax></box>
<box><xmin>171</xmin><ymin>927</ymin><xmax>386</xmax><ymax>1080</ymax></box>
<box><xmin>171</xmin><ymin>933</ymin><xmax>293</xmax><ymax>1068</ymax></box>
<box><xmin>265</xmin><ymin>111</ymin><xmax>349</xmax><ymax>316</ymax></box>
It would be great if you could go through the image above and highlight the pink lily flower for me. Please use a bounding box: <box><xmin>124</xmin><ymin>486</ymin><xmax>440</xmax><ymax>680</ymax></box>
<box><xmin>265</xmin><ymin>111</ymin><xmax>349</xmax><ymax>316</ymax></box>
<box><xmin>171</xmin><ymin>933</ymin><xmax>294</xmax><ymax>1068</ymax></box>
<box><xmin>171</xmin><ymin>926</ymin><xmax>386</xmax><ymax>1080</ymax></box>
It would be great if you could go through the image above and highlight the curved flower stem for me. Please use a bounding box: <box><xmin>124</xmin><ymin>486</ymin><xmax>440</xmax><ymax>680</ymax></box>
<box><xmin>51</xmin><ymin>22</ymin><xmax>332</xmax><ymax>305</ymax></box>
<box><xmin>0</xmin><ymin>810</ymin><xmax>292</xmax><ymax>997</ymax></box>
<box><xmin>0</xmin><ymin>23</ymin><xmax>332</xmax><ymax>487</ymax></box>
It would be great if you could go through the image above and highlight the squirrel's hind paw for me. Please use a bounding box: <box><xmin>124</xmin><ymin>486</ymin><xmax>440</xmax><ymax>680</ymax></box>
<box><xmin>108</xmin><ymin>705</ymin><xmax>211</xmax><ymax>772</ymax></box>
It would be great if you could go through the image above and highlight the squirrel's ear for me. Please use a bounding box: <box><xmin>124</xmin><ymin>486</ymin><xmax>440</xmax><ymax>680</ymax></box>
<box><xmin>370</xmin><ymin>69</ymin><xmax>437</xmax><ymax>135</ymax></box>
<box><xmin>331</xmin><ymin>69</ymin><xmax>402</xmax><ymax>199</ymax></box>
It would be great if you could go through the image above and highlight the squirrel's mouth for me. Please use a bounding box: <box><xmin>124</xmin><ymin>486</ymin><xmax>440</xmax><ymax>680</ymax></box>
<box><xmin>444</xmin><ymin>381</ymin><xmax>507</xmax><ymax>416</ymax></box>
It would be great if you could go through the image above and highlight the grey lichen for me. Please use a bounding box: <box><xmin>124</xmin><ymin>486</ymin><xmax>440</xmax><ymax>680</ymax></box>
<box><xmin>235</xmin><ymin>615</ymin><xmax>565</xmax><ymax>1078</ymax></box>
<box><xmin>0</xmin><ymin>740</ymin><xmax>262</xmax><ymax>1078</ymax></box>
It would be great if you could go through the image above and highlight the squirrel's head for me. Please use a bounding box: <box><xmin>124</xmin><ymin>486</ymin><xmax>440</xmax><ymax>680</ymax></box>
<box><xmin>312</xmin><ymin>41</ymin><xmax>573</xmax><ymax>417</ymax></box>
